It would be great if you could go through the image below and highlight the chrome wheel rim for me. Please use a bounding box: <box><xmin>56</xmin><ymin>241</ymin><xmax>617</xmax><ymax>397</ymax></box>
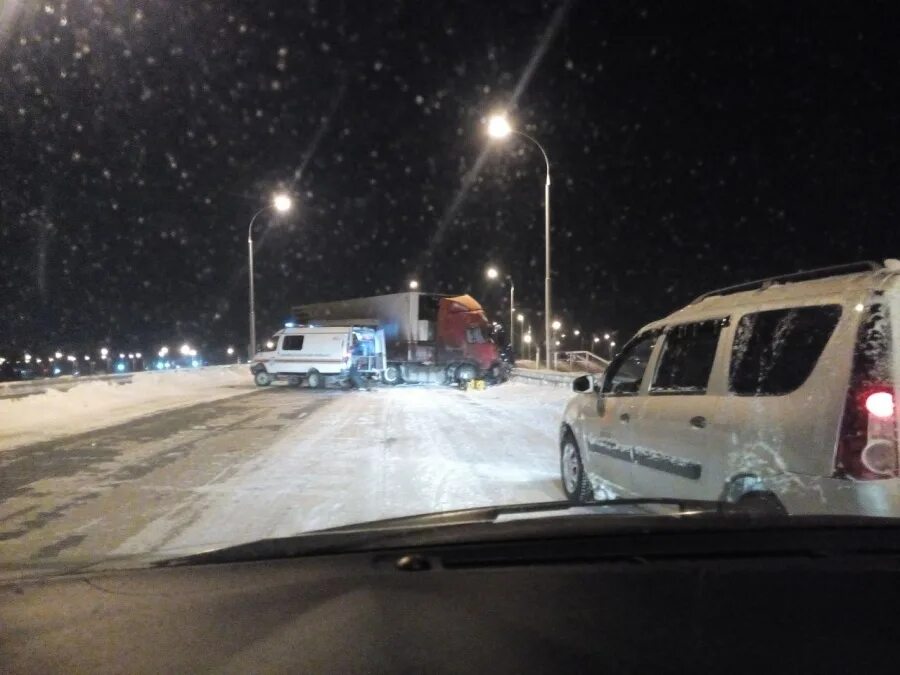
<box><xmin>562</xmin><ymin>442</ymin><xmax>580</xmax><ymax>493</ymax></box>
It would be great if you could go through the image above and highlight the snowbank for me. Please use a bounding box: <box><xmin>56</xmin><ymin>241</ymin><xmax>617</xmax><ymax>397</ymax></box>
<box><xmin>0</xmin><ymin>366</ymin><xmax>256</xmax><ymax>451</ymax></box>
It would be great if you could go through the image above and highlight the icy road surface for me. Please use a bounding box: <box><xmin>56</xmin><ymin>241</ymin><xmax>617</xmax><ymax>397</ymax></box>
<box><xmin>0</xmin><ymin>382</ymin><xmax>570</xmax><ymax>568</ymax></box>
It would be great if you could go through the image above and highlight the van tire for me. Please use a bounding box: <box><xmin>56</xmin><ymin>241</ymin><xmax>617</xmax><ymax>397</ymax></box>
<box><xmin>382</xmin><ymin>365</ymin><xmax>401</xmax><ymax>385</ymax></box>
<box><xmin>560</xmin><ymin>432</ymin><xmax>594</xmax><ymax>504</ymax></box>
<box><xmin>736</xmin><ymin>492</ymin><xmax>786</xmax><ymax>515</ymax></box>
<box><xmin>254</xmin><ymin>370</ymin><xmax>272</xmax><ymax>386</ymax></box>
<box><xmin>307</xmin><ymin>369</ymin><xmax>324</xmax><ymax>389</ymax></box>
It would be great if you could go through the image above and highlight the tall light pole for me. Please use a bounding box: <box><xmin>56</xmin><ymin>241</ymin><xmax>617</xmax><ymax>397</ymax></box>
<box><xmin>517</xmin><ymin>313</ymin><xmax>525</xmax><ymax>357</ymax></box>
<box><xmin>247</xmin><ymin>192</ymin><xmax>293</xmax><ymax>359</ymax></box>
<box><xmin>487</xmin><ymin>113</ymin><xmax>552</xmax><ymax>369</ymax></box>
<box><xmin>486</xmin><ymin>266</ymin><xmax>515</xmax><ymax>352</ymax></box>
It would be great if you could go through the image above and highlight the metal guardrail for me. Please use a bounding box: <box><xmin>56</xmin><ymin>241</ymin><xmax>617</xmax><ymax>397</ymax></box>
<box><xmin>554</xmin><ymin>350</ymin><xmax>609</xmax><ymax>372</ymax></box>
<box><xmin>510</xmin><ymin>368</ymin><xmax>581</xmax><ymax>388</ymax></box>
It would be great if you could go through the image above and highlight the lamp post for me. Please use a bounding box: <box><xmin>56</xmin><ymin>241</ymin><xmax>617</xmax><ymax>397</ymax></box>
<box><xmin>485</xmin><ymin>266</ymin><xmax>515</xmax><ymax>353</ymax></box>
<box><xmin>487</xmin><ymin>113</ymin><xmax>552</xmax><ymax>369</ymax></box>
<box><xmin>247</xmin><ymin>193</ymin><xmax>293</xmax><ymax>359</ymax></box>
<box><xmin>517</xmin><ymin>313</ymin><xmax>525</xmax><ymax>357</ymax></box>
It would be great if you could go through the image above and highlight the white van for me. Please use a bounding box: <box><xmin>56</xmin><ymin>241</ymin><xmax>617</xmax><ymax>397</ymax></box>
<box><xmin>250</xmin><ymin>326</ymin><xmax>386</xmax><ymax>388</ymax></box>
<box><xmin>560</xmin><ymin>261</ymin><xmax>900</xmax><ymax>516</ymax></box>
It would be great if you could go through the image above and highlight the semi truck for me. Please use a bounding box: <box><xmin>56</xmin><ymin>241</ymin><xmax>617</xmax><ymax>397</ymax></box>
<box><xmin>290</xmin><ymin>292</ymin><xmax>508</xmax><ymax>385</ymax></box>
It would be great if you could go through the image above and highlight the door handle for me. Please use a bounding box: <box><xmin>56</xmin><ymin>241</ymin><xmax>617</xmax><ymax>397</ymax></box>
<box><xmin>619</xmin><ymin>413</ymin><xmax>630</xmax><ymax>423</ymax></box>
<box><xmin>690</xmin><ymin>416</ymin><xmax>707</xmax><ymax>429</ymax></box>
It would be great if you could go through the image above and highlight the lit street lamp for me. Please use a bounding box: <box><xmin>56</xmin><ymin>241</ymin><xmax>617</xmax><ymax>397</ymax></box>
<box><xmin>486</xmin><ymin>266</ymin><xmax>516</xmax><ymax>354</ymax></box>
<box><xmin>409</xmin><ymin>280</ymin><xmax>419</xmax><ymax>290</ymax></box>
<box><xmin>551</xmin><ymin>320</ymin><xmax>562</xmax><ymax>331</ymax></box>
<box><xmin>487</xmin><ymin>113</ymin><xmax>553</xmax><ymax>369</ymax></box>
<box><xmin>247</xmin><ymin>192</ymin><xmax>293</xmax><ymax>358</ymax></box>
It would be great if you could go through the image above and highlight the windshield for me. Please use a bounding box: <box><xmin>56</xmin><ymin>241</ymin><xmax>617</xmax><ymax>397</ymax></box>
<box><xmin>1</xmin><ymin>1</ymin><xmax>899</xmax><ymax>572</ymax></box>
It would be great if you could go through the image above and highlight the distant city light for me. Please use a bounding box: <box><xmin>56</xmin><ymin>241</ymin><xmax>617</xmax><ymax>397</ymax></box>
<box><xmin>180</xmin><ymin>344</ymin><xmax>191</xmax><ymax>356</ymax></box>
<box><xmin>226</xmin><ymin>347</ymin><xmax>235</xmax><ymax>355</ymax></box>
<box><xmin>574</xmin><ymin>330</ymin><xmax>580</xmax><ymax>336</ymax></box>
<box><xmin>54</xmin><ymin>351</ymin><xmax>62</xmax><ymax>359</ymax></box>
<box><xmin>100</xmin><ymin>347</ymin><xmax>109</xmax><ymax>357</ymax></box>
<box><xmin>115</xmin><ymin>362</ymin><xmax>126</xmax><ymax>372</ymax></box>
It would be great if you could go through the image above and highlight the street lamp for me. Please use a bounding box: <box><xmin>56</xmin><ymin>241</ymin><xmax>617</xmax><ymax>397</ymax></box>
<box><xmin>487</xmin><ymin>112</ymin><xmax>552</xmax><ymax>369</ymax></box>
<box><xmin>247</xmin><ymin>192</ymin><xmax>294</xmax><ymax>358</ymax></box>
<box><xmin>485</xmin><ymin>266</ymin><xmax>516</xmax><ymax>353</ymax></box>
<box><xmin>604</xmin><ymin>333</ymin><xmax>611</xmax><ymax>340</ymax></box>
<box><xmin>551</xmin><ymin>320</ymin><xmax>561</xmax><ymax>331</ymax></box>
<box><xmin>409</xmin><ymin>280</ymin><xmax>419</xmax><ymax>290</ymax></box>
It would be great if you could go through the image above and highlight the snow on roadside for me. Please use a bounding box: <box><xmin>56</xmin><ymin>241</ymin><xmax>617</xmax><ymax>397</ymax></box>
<box><xmin>0</xmin><ymin>366</ymin><xmax>257</xmax><ymax>451</ymax></box>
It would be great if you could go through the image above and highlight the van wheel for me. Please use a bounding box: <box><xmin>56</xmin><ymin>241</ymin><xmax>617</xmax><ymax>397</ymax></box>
<box><xmin>561</xmin><ymin>433</ymin><xmax>593</xmax><ymax>503</ymax></box>
<box><xmin>382</xmin><ymin>365</ymin><xmax>401</xmax><ymax>385</ymax></box>
<box><xmin>736</xmin><ymin>492</ymin><xmax>786</xmax><ymax>515</ymax></box>
<box><xmin>254</xmin><ymin>370</ymin><xmax>272</xmax><ymax>387</ymax></box>
<box><xmin>307</xmin><ymin>369</ymin><xmax>324</xmax><ymax>389</ymax></box>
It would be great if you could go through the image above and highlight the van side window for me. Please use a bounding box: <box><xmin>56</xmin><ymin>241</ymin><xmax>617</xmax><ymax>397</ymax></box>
<box><xmin>729</xmin><ymin>305</ymin><xmax>842</xmax><ymax>395</ymax></box>
<box><xmin>651</xmin><ymin>319</ymin><xmax>725</xmax><ymax>394</ymax></box>
<box><xmin>281</xmin><ymin>335</ymin><xmax>305</xmax><ymax>351</ymax></box>
<box><xmin>602</xmin><ymin>332</ymin><xmax>658</xmax><ymax>395</ymax></box>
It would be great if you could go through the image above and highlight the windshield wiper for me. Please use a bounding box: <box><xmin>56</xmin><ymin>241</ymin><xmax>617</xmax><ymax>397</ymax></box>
<box><xmin>157</xmin><ymin>498</ymin><xmax>743</xmax><ymax>568</ymax></box>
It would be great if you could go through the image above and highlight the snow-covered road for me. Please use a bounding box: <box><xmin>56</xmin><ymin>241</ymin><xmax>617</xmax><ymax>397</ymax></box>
<box><xmin>0</xmin><ymin>382</ymin><xmax>571</xmax><ymax>568</ymax></box>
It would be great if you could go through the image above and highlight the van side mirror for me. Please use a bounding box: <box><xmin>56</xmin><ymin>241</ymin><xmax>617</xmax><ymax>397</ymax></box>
<box><xmin>572</xmin><ymin>375</ymin><xmax>594</xmax><ymax>393</ymax></box>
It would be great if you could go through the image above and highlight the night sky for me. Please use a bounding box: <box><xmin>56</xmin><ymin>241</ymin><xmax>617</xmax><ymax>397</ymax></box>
<box><xmin>2</xmin><ymin>0</ymin><xmax>900</xmax><ymax>357</ymax></box>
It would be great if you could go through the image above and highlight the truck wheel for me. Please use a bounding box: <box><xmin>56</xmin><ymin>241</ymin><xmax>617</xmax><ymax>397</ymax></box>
<box><xmin>456</xmin><ymin>363</ymin><xmax>477</xmax><ymax>382</ymax></box>
<box><xmin>254</xmin><ymin>370</ymin><xmax>272</xmax><ymax>387</ymax></box>
<box><xmin>445</xmin><ymin>363</ymin><xmax>459</xmax><ymax>384</ymax></box>
<box><xmin>307</xmin><ymin>369</ymin><xmax>324</xmax><ymax>389</ymax></box>
<box><xmin>382</xmin><ymin>365</ymin><xmax>401</xmax><ymax>385</ymax></box>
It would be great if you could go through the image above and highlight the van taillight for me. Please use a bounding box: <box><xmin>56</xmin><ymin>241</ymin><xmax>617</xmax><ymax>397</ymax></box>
<box><xmin>835</xmin><ymin>385</ymin><xmax>897</xmax><ymax>479</ymax></box>
<box><xmin>834</xmin><ymin>303</ymin><xmax>897</xmax><ymax>480</ymax></box>
<box><xmin>865</xmin><ymin>391</ymin><xmax>894</xmax><ymax>418</ymax></box>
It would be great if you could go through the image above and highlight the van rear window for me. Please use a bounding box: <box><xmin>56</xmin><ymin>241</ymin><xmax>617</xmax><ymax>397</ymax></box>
<box><xmin>729</xmin><ymin>305</ymin><xmax>842</xmax><ymax>396</ymax></box>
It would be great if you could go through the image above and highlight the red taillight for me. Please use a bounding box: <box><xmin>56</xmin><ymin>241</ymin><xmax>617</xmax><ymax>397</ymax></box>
<box><xmin>835</xmin><ymin>385</ymin><xmax>897</xmax><ymax>480</ymax></box>
<box><xmin>865</xmin><ymin>391</ymin><xmax>894</xmax><ymax>419</ymax></box>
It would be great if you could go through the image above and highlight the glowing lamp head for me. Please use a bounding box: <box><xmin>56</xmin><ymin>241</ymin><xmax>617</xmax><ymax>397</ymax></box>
<box><xmin>551</xmin><ymin>321</ymin><xmax>562</xmax><ymax>331</ymax></box>
<box><xmin>409</xmin><ymin>280</ymin><xmax>419</xmax><ymax>290</ymax></box>
<box><xmin>272</xmin><ymin>193</ymin><xmax>292</xmax><ymax>213</ymax></box>
<box><xmin>487</xmin><ymin>115</ymin><xmax>512</xmax><ymax>139</ymax></box>
<box><xmin>486</xmin><ymin>267</ymin><xmax>499</xmax><ymax>280</ymax></box>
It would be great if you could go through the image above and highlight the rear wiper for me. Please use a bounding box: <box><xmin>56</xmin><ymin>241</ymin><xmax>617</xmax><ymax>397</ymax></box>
<box><xmin>157</xmin><ymin>498</ymin><xmax>739</xmax><ymax>568</ymax></box>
